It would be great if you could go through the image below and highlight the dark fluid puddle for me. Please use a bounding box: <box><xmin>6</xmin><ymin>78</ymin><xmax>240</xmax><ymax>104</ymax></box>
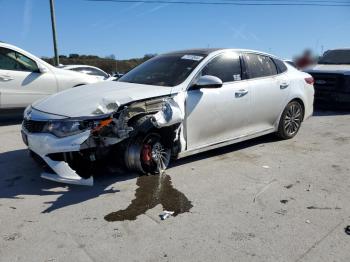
<box><xmin>104</xmin><ymin>174</ymin><xmax>193</xmax><ymax>222</ymax></box>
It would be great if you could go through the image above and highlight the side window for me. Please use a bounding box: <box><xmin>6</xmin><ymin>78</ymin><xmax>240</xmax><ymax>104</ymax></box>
<box><xmin>0</xmin><ymin>47</ymin><xmax>38</xmax><ymax>72</ymax></box>
<box><xmin>15</xmin><ymin>52</ymin><xmax>39</xmax><ymax>72</ymax></box>
<box><xmin>0</xmin><ymin>48</ymin><xmax>22</xmax><ymax>70</ymax></box>
<box><xmin>201</xmin><ymin>53</ymin><xmax>242</xmax><ymax>83</ymax></box>
<box><xmin>273</xmin><ymin>58</ymin><xmax>288</xmax><ymax>73</ymax></box>
<box><xmin>244</xmin><ymin>53</ymin><xmax>278</xmax><ymax>79</ymax></box>
<box><xmin>87</xmin><ymin>68</ymin><xmax>108</xmax><ymax>77</ymax></box>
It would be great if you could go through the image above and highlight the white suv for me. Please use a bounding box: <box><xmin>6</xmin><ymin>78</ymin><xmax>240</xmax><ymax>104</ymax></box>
<box><xmin>0</xmin><ymin>42</ymin><xmax>100</xmax><ymax>109</ymax></box>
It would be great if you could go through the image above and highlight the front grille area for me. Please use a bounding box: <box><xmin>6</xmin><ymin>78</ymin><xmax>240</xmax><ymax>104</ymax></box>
<box><xmin>22</xmin><ymin>119</ymin><xmax>47</xmax><ymax>133</ymax></box>
<box><xmin>311</xmin><ymin>73</ymin><xmax>348</xmax><ymax>92</ymax></box>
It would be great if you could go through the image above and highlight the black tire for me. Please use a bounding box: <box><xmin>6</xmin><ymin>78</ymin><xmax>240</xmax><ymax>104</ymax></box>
<box><xmin>124</xmin><ymin>132</ymin><xmax>171</xmax><ymax>174</ymax></box>
<box><xmin>277</xmin><ymin>101</ymin><xmax>304</xmax><ymax>140</ymax></box>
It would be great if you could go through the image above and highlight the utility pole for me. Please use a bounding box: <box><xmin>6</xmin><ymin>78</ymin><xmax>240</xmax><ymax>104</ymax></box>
<box><xmin>49</xmin><ymin>0</ymin><xmax>59</xmax><ymax>66</ymax></box>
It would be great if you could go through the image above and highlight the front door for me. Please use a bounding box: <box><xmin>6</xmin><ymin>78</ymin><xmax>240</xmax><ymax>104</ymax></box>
<box><xmin>185</xmin><ymin>52</ymin><xmax>251</xmax><ymax>150</ymax></box>
<box><xmin>0</xmin><ymin>47</ymin><xmax>57</xmax><ymax>109</ymax></box>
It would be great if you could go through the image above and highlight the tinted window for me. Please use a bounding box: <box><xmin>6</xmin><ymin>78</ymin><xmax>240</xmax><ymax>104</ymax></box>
<box><xmin>119</xmin><ymin>53</ymin><xmax>206</xmax><ymax>87</ymax></box>
<box><xmin>245</xmin><ymin>54</ymin><xmax>277</xmax><ymax>79</ymax></box>
<box><xmin>200</xmin><ymin>53</ymin><xmax>242</xmax><ymax>83</ymax></box>
<box><xmin>274</xmin><ymin>58</ymin><xmax>288</xmax><ymax>73</ymax></box>
<box><xmin>319</xmin><ymin>50</ymin><xmax>350</xmax><ymax>65</ymax></box>
<box><xmin>0</xmin><ymin>47</ymin><xmax>38</xmax><ymax>72</ymax></box>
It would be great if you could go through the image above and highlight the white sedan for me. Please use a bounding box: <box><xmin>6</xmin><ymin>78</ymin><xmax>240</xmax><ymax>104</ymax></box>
<box><xmin>0</xmin><ymin>42</ymin><xmax>100</xmax><ymax>110</ymax></box>
<box><xmin>60</xmin><ymin>65</ymin><xmax>116</xmax><ymax>81</ymax></box>
<box><xmin>22</xmin><ymin>48</ymin><xmax>314</xmax><ymax>186</ymax></box>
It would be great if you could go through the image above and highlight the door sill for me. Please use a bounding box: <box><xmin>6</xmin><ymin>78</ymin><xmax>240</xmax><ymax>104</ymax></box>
<box><xmin>178</xmin><ymin>128</ymin><xmax>275</xmax><ymax>159</ymax></box>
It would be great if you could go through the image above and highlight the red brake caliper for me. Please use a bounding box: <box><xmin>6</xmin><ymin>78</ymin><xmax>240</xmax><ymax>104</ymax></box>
<box><xmin>141</xmin><ymin>144</ymin><xmax>152</xmax><ymax>165</ymax></box>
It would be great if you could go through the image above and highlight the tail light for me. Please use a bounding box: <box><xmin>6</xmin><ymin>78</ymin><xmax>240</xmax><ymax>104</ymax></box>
<box><xmin>305</xmin><ymin>77</ymin><xmax>314</xmax><ymax>85</ymax></box>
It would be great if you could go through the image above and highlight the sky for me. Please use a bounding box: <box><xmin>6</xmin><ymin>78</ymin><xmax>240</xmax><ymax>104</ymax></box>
<box><xmin>0</xmin><ymin>0</ymin><xmax>349</xmax><ymax>60</ymax></box>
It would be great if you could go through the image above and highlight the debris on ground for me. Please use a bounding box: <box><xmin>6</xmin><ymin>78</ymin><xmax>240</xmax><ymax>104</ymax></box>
<box><xmin>305</xmin><ymin>184</ymin><xmax>312</xmax><ymax>192</ymax></box>
<box><xmin>307</xmin><ymin>206</ymin><xmax>341</xmax><ymax>210</ymax></box>
<box><xmin>3</xmin><ymin>232</ymin><xmax>21</xmax><ymax>241</ymax></box>
<box><xmin>274</xmin><ymin>209</ymin><xmax>287</xmax><ymax>216</ymax></box>
<box><xmin>262</xmin><ymin>165</ymin><xmax>270</xmax><ymax>169</ymax></box>
<box><xmin>160</xmin><ymin>211</ymin><xmax>174</xmax><ymax>220</ymax></box>
<box><xmin>345</xmin><ymin>226</ymin><xmax>350</xmax><ymax>235</ymax></box>
<box><xmin>284</xmin><ymin>181</ymin><xmax>300</xmax><ymax>189</ymax></box>
<box><xmin>305</xmin><ymin>220</ymin><xmax>311</xmax><ymax>224</ymax></box>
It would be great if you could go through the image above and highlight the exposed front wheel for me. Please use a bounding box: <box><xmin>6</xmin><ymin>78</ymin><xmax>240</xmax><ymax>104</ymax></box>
<box><xmin>277</xmin><ymin>101</ymin><xmax>304</xmax><ymax>139</ymax></box>
<box><xmin>124</xmin><ymin>133</ymin><xmax>171</xmax><ymax>174</ymax></box>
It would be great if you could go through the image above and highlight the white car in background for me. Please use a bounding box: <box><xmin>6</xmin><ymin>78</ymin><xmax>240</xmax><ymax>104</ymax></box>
<box><xmin>0</xmin><ymin>42</ymin><xmax>100</xmax><ymax>110</ymax></box>
<box><xmin>60</xmin><ymin>65</ymin><xmax>116</xmax><ymax>81</ymax></box>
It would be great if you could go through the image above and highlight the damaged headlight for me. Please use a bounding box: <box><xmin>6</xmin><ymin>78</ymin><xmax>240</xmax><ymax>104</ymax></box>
<box><xmin>44</xmin><ymin>120</ymin><xmax>89</xmax><ymax>138</ymax></box>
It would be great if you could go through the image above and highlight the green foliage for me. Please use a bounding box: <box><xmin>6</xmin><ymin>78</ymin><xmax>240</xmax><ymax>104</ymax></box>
<box><xmin>42</xmin><ymin>53</ymin><xmax>156</xmax><ymax>74</ymax></box>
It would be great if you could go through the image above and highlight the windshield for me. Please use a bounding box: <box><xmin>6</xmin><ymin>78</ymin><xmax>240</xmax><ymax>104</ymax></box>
<box><xmin>318</xmin><ymin>50</ymin><xmax>350</xmax><ymax>65</ymax></box>
<box><xmin>118</xmin><ymin>53</ymin><xmax>206</xmax><ymax>87</ymax></box>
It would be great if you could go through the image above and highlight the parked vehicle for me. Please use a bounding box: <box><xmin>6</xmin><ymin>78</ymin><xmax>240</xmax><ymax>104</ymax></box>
<box><xmin>60</xmin><ymin>65</ymin><xmax>116</xmax><ymax>81</ymax></box>
<box><xmin>112</xmin><ymin>72</ymin><xmax>124</xmax><ymax>80</ymax></box>
<box><xmin>0</xmin><ymin>42</ymin><xmax>99</xmax><ymax>110</ymax></box>
<box><xmin>21</xmin><ymin>48</ymin><xmax>314</xmax><ymax>186</ymax></box>
<box><xmin>304</xmin><ymin>48</ymin><xmax>350</xmax><ymax>107</ymax></box>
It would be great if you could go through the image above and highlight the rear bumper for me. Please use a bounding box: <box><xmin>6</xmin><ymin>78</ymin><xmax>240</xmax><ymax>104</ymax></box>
<box><xmin>22</xmin><ymin>129</ymin><xmax>94</xmax><ymax>186</ymax></box>
<box><xmin>315</xmin><ymin>90</ymin><xmax>350</xmax><ymax>107</ymax></box>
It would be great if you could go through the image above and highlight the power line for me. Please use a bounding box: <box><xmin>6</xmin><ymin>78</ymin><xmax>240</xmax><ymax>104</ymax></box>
<box><xmin>88</xmin><ymin>0</ymin><xmax>350</xmax><ymax>7</ymax></box>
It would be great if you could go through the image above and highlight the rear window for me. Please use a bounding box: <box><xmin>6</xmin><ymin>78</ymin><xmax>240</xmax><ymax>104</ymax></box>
<box><xmin>273</xmin><ymin>59</ymin><xmax>288</xmax><ymax>73</ymax></box>
<box><xmin>244</xmin><ymin>53</ymin><xmax>278</xmax><ymax>79</ymax></box>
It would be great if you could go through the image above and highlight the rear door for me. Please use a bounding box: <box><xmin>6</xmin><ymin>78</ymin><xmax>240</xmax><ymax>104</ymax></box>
<box><xmin>0</xmin><ymin>47</ymin><xmax>57</xmax><ymax>109</ymax></box>
<box><xmin>185</xmin><ymin>52</ymin><xmax>251</xmax><ymax>150</ymax></box>
<box><xmin>242</xmin><ymin>53</ymin><xmax>290</xmax><ymax>132</ymax></box>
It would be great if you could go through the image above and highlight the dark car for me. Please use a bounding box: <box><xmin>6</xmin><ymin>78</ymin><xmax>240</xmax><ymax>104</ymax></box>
<box><xmin>304</xmin><ymin>49</ymin><xmax>350</xmax><ymax>108</ymax></box>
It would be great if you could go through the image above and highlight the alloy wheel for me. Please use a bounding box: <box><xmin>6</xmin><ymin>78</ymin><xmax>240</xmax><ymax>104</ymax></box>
<box><xmin>284</xmin><ymin>103</ymin><xmax>302</xmax><ymax>136</ymax></box>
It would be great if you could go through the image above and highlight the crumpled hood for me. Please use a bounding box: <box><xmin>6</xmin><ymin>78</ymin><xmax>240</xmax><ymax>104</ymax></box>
<box><xmin>305</xmin><ymin>64</ymin><xmax>350</xmax><ymax>75</ymax></box>
<box><xmin>32</xmin><ymin>81</ymin><xmax>172</xmax><ymax>117</ymax></box>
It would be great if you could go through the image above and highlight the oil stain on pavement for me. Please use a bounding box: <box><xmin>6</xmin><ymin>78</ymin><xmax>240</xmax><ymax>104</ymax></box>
<box><xmin>104</xmin><ymin>174</ymin><xmax>193</xmax><ymax>222</ymax></box>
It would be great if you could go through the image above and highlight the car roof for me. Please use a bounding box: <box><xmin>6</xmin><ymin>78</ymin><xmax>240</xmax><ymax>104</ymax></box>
<box><xmin>164</xmin><ymin>48</ymin><xmax>278</xmax><ymax>59</ymax></box>
<box><xmin>326</xmin><ymin>48</ymin><xmax>350</xmax><ymax>51</ymax></box>
<box><xmin>165</xmin><ymin>48</ymin><xmax>224</xmax><ymax>55</ymax></box>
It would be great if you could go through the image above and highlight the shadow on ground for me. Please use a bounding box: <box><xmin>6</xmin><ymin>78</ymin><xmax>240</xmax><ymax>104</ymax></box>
<box><xmin>313</xmin><ymin>108</ymin><xmax>350</xmax><ymax>117</ymax></box>
<box><xmin>0</xmin><ymin>133</ymin><xmax>280</xmax><ymax>215</ymax></box>
<box><xmin>0</xmin><ymin>149</ymin><xmax>138</xmax><ymax>213</ymax></box>
<box><xmin>0</xmin><ymin>109</ymin><xmax>24</xmax><ymax>126</ymax></box>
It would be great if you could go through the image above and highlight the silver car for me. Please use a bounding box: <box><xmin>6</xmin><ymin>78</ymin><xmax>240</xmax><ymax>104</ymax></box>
<box><xmin>21</xmin><ymin>49</ymin><xmax>315</xmax><ymax>186</ymax></box>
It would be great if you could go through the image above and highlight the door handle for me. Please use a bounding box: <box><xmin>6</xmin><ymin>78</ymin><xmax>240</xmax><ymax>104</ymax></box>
<box><xmin>235</xmin><ymin>89</ymin><xmax>249</xmax><ymax>98</ymax></box>
<box><xmin>0</xmin><ymin>75</ymin><xmax>14</xmax><ymax>81</ymax></box>
<box><xmin>280</xmin><ymin>83</ymin><xmax>289</xmax><ymax>89</ymax></box>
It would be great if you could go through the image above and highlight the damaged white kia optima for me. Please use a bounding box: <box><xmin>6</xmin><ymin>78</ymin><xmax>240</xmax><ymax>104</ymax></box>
<box><xmin>21</xmin><ymin>49</ymin><xmax>314</xmax><ymax>186</ymax></box>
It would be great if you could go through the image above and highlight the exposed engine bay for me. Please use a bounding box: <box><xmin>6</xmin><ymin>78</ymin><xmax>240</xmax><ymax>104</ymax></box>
<box><xmin>22</xmin><ymin>93</ymin><xmax>186</xmax><ymax>186</ymax></box>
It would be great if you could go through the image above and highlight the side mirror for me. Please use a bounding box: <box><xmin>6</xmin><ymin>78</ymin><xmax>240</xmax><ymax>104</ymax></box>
<box><xmin>191</xmin><ymin>75</ymin><xmax>223</xmax><ymax>90</ymax></box>
<box><xmin>38</xmin><ymin>64</ymin><xmax>49</xmax><ymax>73</ymax></box>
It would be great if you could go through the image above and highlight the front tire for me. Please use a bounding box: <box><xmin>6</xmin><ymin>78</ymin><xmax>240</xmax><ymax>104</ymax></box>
<box><xmin>277</xmin><ymin>101</ymin><xmax>304</xmax><ymax>139</ymax></box>
<box><xmin>124</xmin><ymin>132</ymin><xmax>171</xmax><ymax>174</ymax></box>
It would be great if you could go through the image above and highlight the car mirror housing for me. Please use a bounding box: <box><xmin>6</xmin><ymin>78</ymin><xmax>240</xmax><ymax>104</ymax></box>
<box><xmin>191</xmin><ymin>75</ymin><xmax>223</xmax><ymax>90</ymax></box>
<box><xmin>38</xmin><ymin>64</ymin><xmax>49</xmax><ymax>73</ymax></box>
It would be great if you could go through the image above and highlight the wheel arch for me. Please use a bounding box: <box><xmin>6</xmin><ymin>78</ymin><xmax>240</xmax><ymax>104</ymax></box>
<box><xmin>276</xmin><ymin>96</ymin><xmax>306</xmax><ymax>128</ymax></box>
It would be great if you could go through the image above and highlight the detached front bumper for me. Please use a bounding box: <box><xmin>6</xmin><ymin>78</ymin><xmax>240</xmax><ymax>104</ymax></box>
<box><xmin>22</xmin><ymin>129</ymin><xmax>94</xmax><ymax>186</ymax></box>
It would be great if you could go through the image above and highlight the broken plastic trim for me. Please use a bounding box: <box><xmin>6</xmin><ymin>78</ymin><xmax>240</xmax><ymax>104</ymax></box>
<box><xmin>150</xmin><ymin>98</ymin><xmax>184</xmax><ymax>128</ymax></box>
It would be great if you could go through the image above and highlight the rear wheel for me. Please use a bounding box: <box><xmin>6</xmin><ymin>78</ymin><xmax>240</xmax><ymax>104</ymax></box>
<box><xmin>277</xmin><ymin>101</ymin><xmax>303</xmax><ymax>139</ymax></box>
<box><xmin>124</xmin><ymin>132</ymin><xmax>171</xmax><ymax>174</ymax></box>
